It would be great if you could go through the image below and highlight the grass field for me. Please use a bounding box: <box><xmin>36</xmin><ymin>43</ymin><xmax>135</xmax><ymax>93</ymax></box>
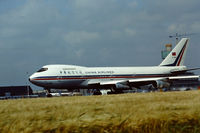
<box><xmin>0</xmin><ymin>91</ymin><xmax>200</xmax><ymax>133</ymax></box>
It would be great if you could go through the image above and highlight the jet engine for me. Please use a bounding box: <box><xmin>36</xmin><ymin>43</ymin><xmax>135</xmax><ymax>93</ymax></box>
<box><xmin>154</xmin><ymin>81</ymin><xmax>170</xmax><ymax>89</ymax></box>
<box><xmin>115</xmin><ymin>83</ymin><xmax>130</xmax><ymax>89</ymax></box>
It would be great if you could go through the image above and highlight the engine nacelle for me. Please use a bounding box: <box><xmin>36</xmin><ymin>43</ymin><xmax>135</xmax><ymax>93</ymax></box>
<box><xmin>154</xmin><ymin>81</ymin><xmax>170</xmax><ymax>89</ymax></box>
<box><xmin>115</xmin><ymin>83</ymin><xmax>130</xmax><ymax>89</ymax></box>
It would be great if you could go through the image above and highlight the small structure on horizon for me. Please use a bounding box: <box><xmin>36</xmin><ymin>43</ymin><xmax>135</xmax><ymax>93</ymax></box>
<box><xmin>161</xmin><ymin>43</ymin><xmax>172</xmax><ymax>60</ymax></box>
<box><xmin>0</xmin><ymin>86</ymin><xmax>33</xmax><ymax>97</ymax></box>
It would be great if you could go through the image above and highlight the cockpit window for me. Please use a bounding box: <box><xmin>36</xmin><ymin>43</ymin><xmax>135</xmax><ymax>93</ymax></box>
<box><xmin>37</xmin><ymin>68</ymin><xmax>48</xmax><ymax>72</ymax></box>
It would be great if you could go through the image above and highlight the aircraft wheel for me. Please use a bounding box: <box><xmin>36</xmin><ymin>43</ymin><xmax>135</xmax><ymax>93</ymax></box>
<box><xmin>93</xmin><ymin>91</ymin><xmax>102</xmax><ymax>95</ymax></box>
<box><xmin>44</xmin><ymin>88</ymin><xmax>52</xmax><ymax>97</ymax></box>
<box><xmin>115</xmin><ymin>90</ymin><xmax>123</xmax><ymax>94</ymax></box>
<box><xmin>107</xmin><ymin>91</ymin><xmax>115</xmax><ymax>95</ymax></box>
<box><xmin>46</xmin><ymin>93</ymin><xmax>52</xmax><ymax>97</ymax></box>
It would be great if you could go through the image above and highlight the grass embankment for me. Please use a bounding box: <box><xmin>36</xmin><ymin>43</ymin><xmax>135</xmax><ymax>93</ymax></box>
<box><xmin>0</xmin><ymin>91</ymin><xmax>200</xmax><ymax>133</ymax></box>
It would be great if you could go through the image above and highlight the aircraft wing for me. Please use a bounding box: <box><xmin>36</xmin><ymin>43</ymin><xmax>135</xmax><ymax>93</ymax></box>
<box><xmin>87</xmin><ymin>77</ymin><xmax>168</xmax><ymax>87</ymax></box>
<box><xmin>87</xmin><ymin>79</ymin><xmax>128</xmax><ymax>85</ymax></box>
<box><xmin>87</xmin><ymin>75</ymin><xmax>199</xmax><ymax>88</ymax></box>
<box><xmin>171</xmin><ymin>68</ymin><xmax>200</xmax><ymax>74</ymax></box>
<box><xmin>168</xmin><ymin>75</ymin><xmax>199</xmax><ymax>80</ymax></box>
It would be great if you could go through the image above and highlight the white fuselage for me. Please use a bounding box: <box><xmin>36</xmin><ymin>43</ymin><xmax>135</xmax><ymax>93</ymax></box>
<box><xmin>29</xmin><ymin>64</ymin><xmax>187</xmax><ymax>89</ymax></box>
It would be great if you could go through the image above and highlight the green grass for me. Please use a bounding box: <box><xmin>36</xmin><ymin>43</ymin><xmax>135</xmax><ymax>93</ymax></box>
<box><xmin>0</xmin><ymin>91</ymin><xmax>200</xmax><ymax>133</ymax></box>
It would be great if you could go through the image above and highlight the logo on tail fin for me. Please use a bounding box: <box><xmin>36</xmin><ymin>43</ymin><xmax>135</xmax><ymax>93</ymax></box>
<box><xmin>172</xmin><ymin>52</ymin><xmax>176</xmax><ymax>56</ymax></box>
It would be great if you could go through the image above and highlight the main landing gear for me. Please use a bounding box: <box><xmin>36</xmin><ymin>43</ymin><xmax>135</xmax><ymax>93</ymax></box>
<box><xmin>107</xmin><ymin>87</ymin><xmax>124</xmax><ymax>95</ymax></box>
<box><xmin>107</xmin><ymin>90</ymin><xmax>123</xmax><ymax>94</ymax></box>
<box><xmin>93</xmin><ymin>89</ymin><xmax>102</xmax><ymax>95</ymax></box>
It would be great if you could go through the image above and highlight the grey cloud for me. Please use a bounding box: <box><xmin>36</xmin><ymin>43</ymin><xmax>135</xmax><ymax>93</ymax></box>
<box><xmin>63</xmin><ymin>31</ymin><xmax>101</xmax><ymax>45</ymax></box>
<box><xmin>0</xmin><ymin>0</ymin><xmax>200</xmax><ymax>87</ymax></box>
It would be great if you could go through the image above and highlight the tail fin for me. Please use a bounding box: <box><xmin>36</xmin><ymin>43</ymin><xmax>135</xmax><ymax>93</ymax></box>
<box><xmin>159</xmin><ymin>38</ymin><xmax>189</xmax><ymax>66</ymax></box>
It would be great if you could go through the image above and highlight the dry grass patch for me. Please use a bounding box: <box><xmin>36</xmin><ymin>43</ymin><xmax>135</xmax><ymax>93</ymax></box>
<box><xmin>0</xmin><ymin>91</ymin><xmax>200</xmax><ymax>132</ymax></box>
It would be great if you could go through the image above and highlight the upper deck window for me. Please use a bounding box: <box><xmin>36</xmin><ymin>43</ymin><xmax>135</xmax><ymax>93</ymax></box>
<box><xmin>37</xmin><ymin>68</ymin><xmax>48</xmax><ymax>72</ymax></box>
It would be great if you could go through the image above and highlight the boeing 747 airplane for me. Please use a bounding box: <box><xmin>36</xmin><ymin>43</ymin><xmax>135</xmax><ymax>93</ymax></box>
<box><xmin>29</xmin><ymin>38</ymin><xmax>199</xmax><ymax>94</ymax></box>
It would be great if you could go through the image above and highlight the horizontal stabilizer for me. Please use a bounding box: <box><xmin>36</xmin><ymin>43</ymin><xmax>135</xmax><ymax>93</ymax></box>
<box><xmin>171</xmin><ymin>67</ymin><xmax>200</xmax><ymax>74</ymax></box>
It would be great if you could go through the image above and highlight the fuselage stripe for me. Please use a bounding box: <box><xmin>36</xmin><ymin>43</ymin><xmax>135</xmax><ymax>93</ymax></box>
<box><xmin>32</xmin><ymin>74</ymin><xmax>169</xmax><ymax>81</ymax></box>
<box><xmin>176</xmin><ymin>40</ymin><xmax>187</xmax><ymax>66</ymax></box>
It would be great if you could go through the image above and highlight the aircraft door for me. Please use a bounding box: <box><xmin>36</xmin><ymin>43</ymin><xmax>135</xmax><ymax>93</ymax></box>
<box><xmin>57</xmin><ymin>70</ymin><xmax>63</xmax><ymax>81</ymax></box>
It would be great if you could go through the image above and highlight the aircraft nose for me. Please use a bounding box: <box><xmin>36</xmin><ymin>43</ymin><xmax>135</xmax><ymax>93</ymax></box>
<box><xmin>29</xmin><ymin>75</ymin><xmax>38</xmax><ymax>86</ymax></box>
<box><xmin>29</xmin><ymin>74</ymin><xmax>35</xmax><ymax>83</ymax></box>
<box><xmin>29</xmin><ymin>77</ymin><xmax>33</xmax><ymax>83</ymax></box>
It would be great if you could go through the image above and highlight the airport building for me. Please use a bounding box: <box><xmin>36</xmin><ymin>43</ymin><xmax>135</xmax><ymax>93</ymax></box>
<box><xmin>170</xmin><ymin>75</ymin><xmax>200</xmax><ymax>90</ymax></box>
<box><xmin>0</xmin><ymin>86</ymin><xmax>33</xmax><ymax>97</ymax></box>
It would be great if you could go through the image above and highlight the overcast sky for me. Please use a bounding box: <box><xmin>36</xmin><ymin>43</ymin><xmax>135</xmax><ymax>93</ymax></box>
<box><xmin>0</xmin><ymin>0</ymin><xmax>200</xmax><ymax>89</ymax></box>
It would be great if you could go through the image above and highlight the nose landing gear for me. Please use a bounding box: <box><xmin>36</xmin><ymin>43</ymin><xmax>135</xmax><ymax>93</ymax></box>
<box><xmin>44</xmin><ymin>88</ymin><xmax>52</xmax><ymax>97</ymax></box>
